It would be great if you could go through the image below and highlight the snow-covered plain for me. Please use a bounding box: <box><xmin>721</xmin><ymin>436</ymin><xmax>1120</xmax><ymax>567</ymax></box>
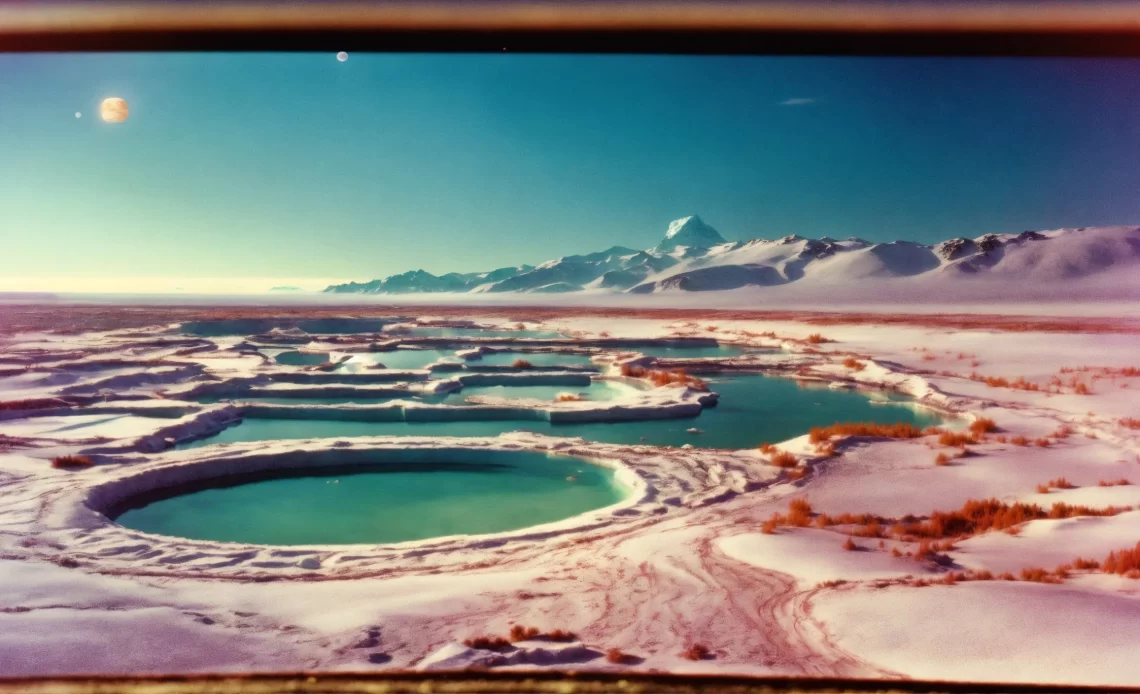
<box><xmin>1</xmin><ymin>306</ymin><xmax>1139</xmax><ymax>685</ymax></box>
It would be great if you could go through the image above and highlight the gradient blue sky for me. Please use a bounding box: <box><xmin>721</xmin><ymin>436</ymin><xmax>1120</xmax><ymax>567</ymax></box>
<box><xmin>2</xmin><ymin>53</ymin><xmax>1139</xmax><ymax>290</ymax></box>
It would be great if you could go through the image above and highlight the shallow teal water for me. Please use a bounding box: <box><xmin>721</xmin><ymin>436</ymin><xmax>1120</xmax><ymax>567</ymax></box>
<box><xmin>474</xmin><ymin>352</ymin><xmax>595</xmax><ymax>367</ymax></box>
<box><xmin>115</xmin><ymin>451</ymin><xmax>624</xmax><ymax>545</ymax></box>
<box><xmin>340</xmin><ymin>350</ymin><xmax>460</xmax><ymax>370</ymax></box>
<box><xmin>182</xmin><ymin>374</ymin><xmax>943</xmax><ymax>450</ymax></box>
<box><xmin>634</xmin><ymin>344</ymin><xmax>750</xmax><ymax>359</ymax></box>
<box><xmin>395</xmin><ymin>327</ymin><xmax>564</xmax><ymax>339</ymax></box>
<box><xmin>433</xmin><ymin>381</ymin><xmax>628</xmax><ymax>404</ymax></box>
<box><xmin>274</xmin><ymin>350</ymin><xmax>331</xmax><ymax>366</ymax></box>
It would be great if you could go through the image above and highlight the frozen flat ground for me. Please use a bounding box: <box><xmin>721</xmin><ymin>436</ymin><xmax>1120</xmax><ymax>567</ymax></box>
<box><xmin>1</xmin><ymin>304</ymin><xmax>1139</xmax><ymax>684</ymax></box>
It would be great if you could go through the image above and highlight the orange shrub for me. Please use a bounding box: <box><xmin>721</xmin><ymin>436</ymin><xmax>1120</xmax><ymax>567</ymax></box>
<box><xmin>1010</xmin><ymin>435</ymin><xmax>1029</xmax><ymax>446</ymax></box>
<box><xmin>1074</xmin><ymin>383</ymin><xmax>1092</xmax><ymax>395</ymax></box>
<box><xmin>512</xmin><ymin>359</ymin><xmax>533</xmax><ymax>369</ymax></box>
<box><xmin>842</xmin><ymin>537</ymin><xmax>858</xmax><ymax>551</ymax></box>
<box><xmin>620</xmin><ymin>364</ymin><xmax>709</xmax><ymax>391</ymax></box>
<box><xmin>1101</xmin><ymin>542</ymin><xmax>1140</xmax><ymax>577</ymax></box>
<box><xmin>464</xmin><ymin>636</ymin><xmax>512</xmax><ymax>651</ymax></box>
<box><xmin>606</xmin><ymin>648</ymin><xmax>634</xmax><ymax>664</ymax></box>
<box><xmin>969</xmin><ymin>417</ymin><xmax>998</xmax><ymax>435</ymax></box>
<box><xmin>769</xmin><ymin>451</ymin><xmax>798</xmax><ymax>468</ymax></box>
<box><xmin>555</xmin><ymin>393</ymin><xmax>583</xmax><ymax>402</ymax></box>
<box><xmin>851</xmin><ymin>520</ymin><xmax>884</xmax><ymax>538</ymax></box>
<box><xmin>843</xmin><ymin>357</ymin><xmax>866</xmax><ymax>371</ymax></box>
<box><xmin>786</xmin><ymin>467</ymin><xmax>807</xmax><ymax>481</ymax></box>
<box><xmin>1120</xmin><ymin>418</ymin><xmax>1140</xmax><ymax>430</ymax></box>
<box><xmin>1072</xmin><ymin>557</ymin><xmax>1101</xmax><ymax>570</ymax></box>
<box><xmin>1020</xmin><ymin>567</ymin><xmax>1063</xmax><ymax>584</ymax></box>
<box><xmin>682</xmin><ymin>644</ymin><xmax>711</xmax><ymax>661</ymax></box>
<box><xmin>938</xmin><ymin>431</ymin><xmax>975</xmax><ymax>448</ymax></box>
<box><xmin>509</xmin><ymin>625</ymin><xmax>539</xmax><ymax>642</ymax></box>
<box><xmin>934</xmin><ymin>452</ymin><xmax>952</xmax><ymax>466</ymax></box>
<box><xmin>895</xmin><ymin>498</ymin><xmax>1124</xmax><ymax>540</ymax></box>
<box><xmin>1099</xmin><ymin>478</ymin><xmax>1131</xmax><ymax>487</ymax></box>
<box><xmin>546</xmin><ymin>629</ymin><xmax>576</xmax><ymax>642</ymax></box>
<box><xmin>761</xmin><ymin>516</ymin><xmax>780</xmax><ymax>534</ymax></box>
<box><xmin>806</xmin><ymin>333</ymin><xmax>830</xmax><ymax>344</ymax></box>
<box><xmin>758</xmin><ymin>442</ymin><xmax>777</xmax><ymax>454</ymax></box>
<box><xmin>1034</xmin><ymin>438</ymin><xmax>1051</xmax><ymax>448</ymax></box>
<box><xmin>51</xmin><ymin>455</ymin><xmax>93</xmax><ymax>469</ymax></box>
<box><xmin>808</xmin><ymin>421</ymin><xmax>926</xmax><ymax>444</ymax></box>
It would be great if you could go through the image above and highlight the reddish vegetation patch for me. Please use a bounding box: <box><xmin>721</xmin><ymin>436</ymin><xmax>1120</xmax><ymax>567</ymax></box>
<box><xmin>1010</xmin><ymin>435</ymin><xmax>1030</xmax><ymax>446</ymax></box>
<box><xmin>1121</xmin><ymin>418</ymin><xmax>1140</xmax><ymax>430</ymax></box>
<box><xmin>891</xmin><ymin>498</ymin><xmax>1126</xmax><ymax>540</ymax></box>
<box><xmin>545</xmin><ymin>629</ymin><xmax>577</xmax><ymax>642</ymax></box>
<box><xmin>509</xmin><ymin>625</ymin><xmax>539</xmax><ymax>642</ymax></box>
<box><xmin>51</xmin><ymin>455</ymin><xmax>93</xmax><ymax>469</ymax></box>
<box><xmin>842</xmin><ymin>537</ymin><xmax>858</xmax><ymax>551</ymax></box>
<box><xmin>619</xmin><ymin>364</ymin><xmax>708</xmax><ymax>391</ymax></box>
<box><xmin>842</xmin><ymin>357</ymin><xmax>866</xmax><ymax>371</ymax></box>
<box><xmin>805</xmin><ymin>333</ymin><xmax>831</xmax><ymax>344</ymax></box>
<box><xmin>605</xmin><ymin>648</ymin><xmax>636</xmax><ymax>664</ymax></box>
<box><xmin>1036</xmin><ymin>477</ymin><xmax>1076</xmax><ymax>493</ymax></box>
<box><xmin>682</xmin><ymin>644</ymin><xmax>711</xmax><ymax>661</ymax></box>
<box><xmin>938</xmin><ymin>431</ymin><xmax>977</xmax><ymax>448</ymax></box>
<box><xmin>1102</xmin><ymin>542</ymin><xmax>1140</xmax><ymax>578</ymax></box>
<box><xmin>808</xmin><ymin>421</ymin><xmax>928</xmax><ymax>444</ymax></box>
<box><xmin>463</xmin><ymin>636</ymin><xmax>513</xmax><ymax>652</ymax></box>
<box><xmin>968</xmin><ymin>417</ymin><xmax>998</xmax><ymax>435</ymax></box>
<box><xmin>1099</xmin><ymin>478</ymin><xmax>1131</xmax><ymax>487</ymax></box>
<box><xmin>934</xmin><ymin>452</ymin><xmax>952</xmax><ymax>466</ymax></box>
<box><xmin>768</xmin><ymin>451</ymin><xmax>799</xmax><ymax>468</ymax></box>
<box><xmin>512</xmin><ymin>359</ymin><xmax>533</xmax><ymax>369</ymax></box>
<box><xmin>763</xmin><ymin>499</ymin><xmax>813</xmax><ymax>533</ymax></box>
<box><xmin>555</xmin><ymin>393</ymin><xmax>583</xmax><ymax>402</ymax></box>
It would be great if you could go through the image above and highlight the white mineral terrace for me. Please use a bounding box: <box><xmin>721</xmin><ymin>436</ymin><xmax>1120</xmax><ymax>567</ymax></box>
<box><xmin>2</xmin><ymin>313</ymin><xmax>1140</xmax><ymax>683</ymax></box>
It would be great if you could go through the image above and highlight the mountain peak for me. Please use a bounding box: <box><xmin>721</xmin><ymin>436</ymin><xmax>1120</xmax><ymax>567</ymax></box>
<box><xmin>656</xmin><ymin>216</ymin><xmax>727</xmax><ymax>252</ymax></box>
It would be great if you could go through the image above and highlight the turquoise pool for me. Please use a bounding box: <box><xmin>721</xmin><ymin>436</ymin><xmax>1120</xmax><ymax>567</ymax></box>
<box><xmin>473</xmin><ymin>352</ymin><xmax>596</xmax><ymax>367</ymax></box>
<box><xmin>181</xmin><ymin>374</ymin><xmax>943</xmax><ymax>450</ymax></box>
<box><xmin>114</xmin><ymin>451</ymin><xmax>625</xmax><ymax>545</ymax></box>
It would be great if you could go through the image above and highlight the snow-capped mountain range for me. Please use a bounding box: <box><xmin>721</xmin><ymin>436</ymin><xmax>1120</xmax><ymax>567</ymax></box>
<box><xmin>324</xmin><ymin>216</ymin><xmax>1140</xmax><ymax>295</ymax></box>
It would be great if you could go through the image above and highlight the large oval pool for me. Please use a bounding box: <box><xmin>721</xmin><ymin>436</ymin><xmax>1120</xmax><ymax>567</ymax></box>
<box><xmin>114</xmin><ymin>451</ymin><xmax>626</xmax><ymax>545</ymax></box>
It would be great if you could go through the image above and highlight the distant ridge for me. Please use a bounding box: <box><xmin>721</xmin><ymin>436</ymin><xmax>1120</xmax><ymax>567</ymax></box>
<box><xmin>324</xmin><ymin>219</ymin><xmax>1140</xmax><ymax>295</ymax></box>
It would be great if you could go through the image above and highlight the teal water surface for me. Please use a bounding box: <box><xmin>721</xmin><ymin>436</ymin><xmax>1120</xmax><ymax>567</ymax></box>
<box><xmin>341</xmin><ymin>350</ymin><xmax>460</xmax><ymax>370</ymax></box>
<box><xmin>182</xmin><ymin>374</ymin><xmax>943</xmax><ymax>450</ymax></box>
<box><xmin>473</xmin><ymin>352</ymin><xmax>595</xmax><ymax>367</ymax></box>
<box><xmin>115</xmin><ymin>451</ymin><xmax>625</xmax><ymax>545</ymax></box>
<box><xmin>394</xmin><ymin>327</ymin><xmax>565</xmax><ymax>339</ymax></box>
<box><xmin>634</xmin><ymin>344</ymin><xmax>750</xmax><ymax>359</ymax></box>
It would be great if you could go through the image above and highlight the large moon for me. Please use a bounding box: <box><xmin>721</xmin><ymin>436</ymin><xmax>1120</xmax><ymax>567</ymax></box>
<box><xmin>100</xmin><ymin>97</ymin><xmax>129</xmax><ymax>123</ymax></box>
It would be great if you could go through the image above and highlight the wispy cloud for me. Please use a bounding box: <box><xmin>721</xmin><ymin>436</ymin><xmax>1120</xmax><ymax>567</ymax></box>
<box><xmin>779</xmin><ymin>97</ymin><xmax>817</xmax><ymax>106</ymax></box>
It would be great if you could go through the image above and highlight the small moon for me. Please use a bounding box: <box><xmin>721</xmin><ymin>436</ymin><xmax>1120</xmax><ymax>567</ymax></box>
<box><xmin>100</xmin><ymin>97</ymin><xmax>129</xmax><ymax>123</ymax></box>
<box><xmin>336</xmin><ymin>51</ymin><xmax>348</xmax><ymax>62</ymax></box>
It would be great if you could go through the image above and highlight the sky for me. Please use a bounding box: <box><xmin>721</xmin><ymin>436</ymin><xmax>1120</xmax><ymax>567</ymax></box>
<box><xmin>2</xmin><ymin>53</ymin><xmax>1140</xmax><ymax>292</ymax></box>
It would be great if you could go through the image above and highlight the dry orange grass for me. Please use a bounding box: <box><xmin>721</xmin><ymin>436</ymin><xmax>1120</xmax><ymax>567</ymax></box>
<box><xmin>682</xmin><ymin>644</ymin><xmax>711</xmax><ymax>661</ymax></box>
<box><xmin>805</xmin><ymin>333</ymin><xmax>831</xmax><ymax>344</ymax></box>
<box><xmin>555</xmin><ymin>393</ymin><xmax>583</xmax><ymax>402</ymax></box>
<box><xmin>808</xmin><ymin>421</ymin><xmax>927</xmax><ymax>444</ymax></box>
<box><xmin>51</xmin><ymin>455</ymin><xmax>93</xmax><ymax>469</ymax></box>
<box><xmin>1120</xmin><ymin>417</ymin><xmax>1140</xmax><ymax>430</ymax></box>
<box><xmin>1099</xmin><ymin>478</ymin><xmax>1131</xmax><ymax>487</ymax></box>
<box><xmin>842</xmin><ymin>357</ymin><xmax>866</xmax><ymax>371</ymax></box>
<box><xmin>938</xmin><ymin>431</ymin><xmax>976</xmax><ymax>448</ymax></box>
<box><xmin>512</xmin><ymin>358</ymin><xmax>533</xmax><ymax>369</ymax></box>
<box><xmin>509</xmin><ymin>625</ymin><xmax>540</xmax><ymax>642</ymax></box>
<box><xmin>1010</xmin><ymin>435</ymin><xmax>1030</xmax><ymax>446</ymax></box>
<box><xmin>619</xmin><ymin>364</ymin><xmax>709</xmax><ymax>391</ymax></box>
<box><xmin>892</xmin><ymin>498</ymin><xmax>1126</xmax><ymax>540</ymax></box>
<box><xmin>842</xmin><ymin>537</ymin><xmax>858</xmax><ymax>551</ymax></box>
<box><xmin>464</xmin><ymin>636</ymin><xmax>513</xmax><ymax>651</ymax></box>
<box><xmin>1036</xmin><ymin>477</ymin><xmax>1075</xmax><ymax>493</ymax></box>
<box><xmin>768</xmin><ymin>450</ymin><xmax>799</xmax><ymax>468</ymax></box>
<box><xmin>968</xmin><ymin>417</ymin><xmax>998</xmax><ymax>435</ymax></box>
<box><xmin>934</xmin><ymin>452</ymin><xmax>952</xmax><ymax>466</ymax></box>
<box><xmin>1102</xmin><ymin>542</ymin><xmax>1140</xmax><ymax>577</ymax></box>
